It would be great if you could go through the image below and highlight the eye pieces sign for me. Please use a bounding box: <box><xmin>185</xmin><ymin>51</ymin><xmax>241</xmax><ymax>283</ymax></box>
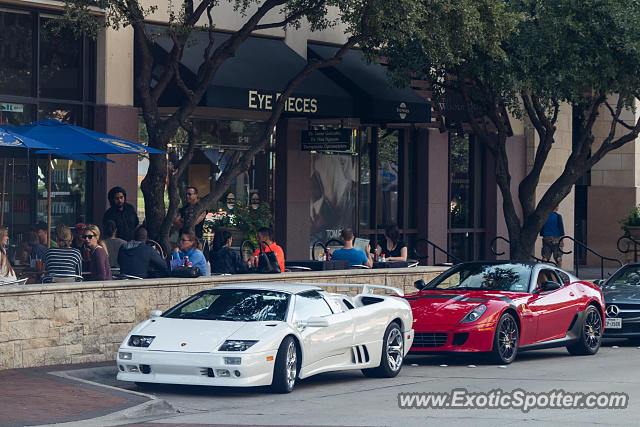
<box><xmin>248</xmin><ymin>90</ymin><xmax>318</xmax><ymax>114</ymax></box>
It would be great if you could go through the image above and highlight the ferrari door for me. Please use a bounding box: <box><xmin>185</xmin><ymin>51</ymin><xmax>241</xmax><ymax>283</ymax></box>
<box><xmin>526</xmin><ymin>269</ymin><xmax>580</xmax><ymax>342</ymax></box>
<box><xmin>292</xmin><ymin>291</ymin><xmax>354</xmax><ymax>369</ymax></box>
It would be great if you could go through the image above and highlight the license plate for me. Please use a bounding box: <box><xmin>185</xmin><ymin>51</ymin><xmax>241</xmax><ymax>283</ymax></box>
<box><xmin>605</xmin><ymin>318</ymin><xmax>622</xmax><ymax>329</ymax></box>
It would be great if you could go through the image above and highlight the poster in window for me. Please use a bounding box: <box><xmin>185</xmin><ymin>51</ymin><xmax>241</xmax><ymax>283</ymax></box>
<box><xmin>309</xmin><ymin>154</ymin><xmax>356</xmax><ymax>245</ymax></box>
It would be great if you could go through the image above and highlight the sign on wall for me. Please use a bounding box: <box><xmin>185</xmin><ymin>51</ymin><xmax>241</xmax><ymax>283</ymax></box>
<box><xmin>301</xmin><ymin>129</ymin><xmax>352</xmax><ymax>152</ymax></box>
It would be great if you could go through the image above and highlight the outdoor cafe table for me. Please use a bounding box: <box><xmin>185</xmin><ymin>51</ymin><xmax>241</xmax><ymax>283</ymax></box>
<box><xmin>372</xmin><ymin>261</ymin><xmax>409</xmax><ymax>269</ymax></box>
<box><xmin>285</xmin><ymin>259</ymin><xmax>350</xmax><ymax>271</ymax></box>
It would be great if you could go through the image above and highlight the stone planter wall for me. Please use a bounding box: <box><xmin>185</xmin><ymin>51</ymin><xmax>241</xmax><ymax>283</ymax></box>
<box><xmin>0</xmin><ymin>267</ymin><xmax>446</xmax><ymax>370</ymax></box>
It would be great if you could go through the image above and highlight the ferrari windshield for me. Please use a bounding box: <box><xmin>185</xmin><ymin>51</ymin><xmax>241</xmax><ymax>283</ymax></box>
<box><xmin>428</xmin><ymin>263</ymin><xmax>533</xmax><ymax>292</ymax></box>
<box><xmin>163</xmin><ymin>289</ymin><xmax>290</xmax><ymax>321</ymax></box>
<box><xmin>604</xmin><ymin>265</ymin><xmax>640</xmax><ymax>288</ymax></box>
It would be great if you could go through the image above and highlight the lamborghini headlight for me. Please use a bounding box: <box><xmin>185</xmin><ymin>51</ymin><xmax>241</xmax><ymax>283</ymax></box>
<box><xmin>128</xmin><ymin>335</ymin><xmax>155</xmax><ymax>347</ymax></box>
<box><xmin>219</xmin><ymin>340</ymin><xmax>258</xmax><ymax>351</ymax></box>
<box><xmin>460</xmin><ymin>305</ymin><xmax>487</xmax><ymax>323</ymax></box>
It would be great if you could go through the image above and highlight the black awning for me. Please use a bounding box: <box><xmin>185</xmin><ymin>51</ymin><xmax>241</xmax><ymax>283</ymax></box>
<box><xmin>308</xmin><ymin>43</ymin><xmax>431</xmax><ymax>123</ymax></box>
<box><xmin>147</xmin><ymin>26</ymin><xmax>354</xmax><ymax>118</ymax></box>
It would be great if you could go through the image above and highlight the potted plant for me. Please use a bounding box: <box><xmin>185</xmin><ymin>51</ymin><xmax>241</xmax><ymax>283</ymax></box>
<box><xmin>205</xmin><ymin>201</ymin><xmax>273</xmax><ymax>248</ymax></box>
<box><xmin>620</xmin><ymin>205</ymin><xmax>640</xmax><ymax>240</ymax></box>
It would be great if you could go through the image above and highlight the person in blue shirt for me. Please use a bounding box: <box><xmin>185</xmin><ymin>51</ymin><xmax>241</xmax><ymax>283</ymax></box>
<box><xmin>172</xmin><ymin>230</ymin><xmax>207</xmax><ymax>276</ymax></box>
<box><xmin>331</xmin><ymin>228</ymin><xmax>373</xmax><ymax>267</ymax></box>
<box><xmin>540</xmin><ymin>206</ymin><xmax>565</xmax><ymax>267</ymax></box>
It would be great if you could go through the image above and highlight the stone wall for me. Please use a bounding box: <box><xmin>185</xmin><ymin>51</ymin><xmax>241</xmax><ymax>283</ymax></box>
<box><xmin>0</xmin><ymin>267</ymin><xmax>446</xmax><ymax>370</ymax></box>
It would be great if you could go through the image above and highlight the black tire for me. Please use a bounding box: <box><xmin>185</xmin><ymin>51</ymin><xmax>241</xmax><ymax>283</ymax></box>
<box><xmin>488</xmin><ymin>313</ymin><xmax>519</xmax><ymax>364</ymax></box>
<box><xmin>270</xmin><ymin>336</ymin><xmax>298</xmax><ymax>393</ymax></box>
<box><xmin>362</xmin><ymin>322</ymin><xmax>404</xmax><ymax>378</ymax></box>
<box><xmin>566</xmin><ymin>305</ymin><xmax>602</xmax><ymax>355</ymax></box>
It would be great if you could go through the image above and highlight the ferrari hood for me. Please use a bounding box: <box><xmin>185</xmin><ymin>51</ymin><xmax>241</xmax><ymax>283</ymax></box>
<box><xmin>130</xmin><ymin>318</ymin><xmax>253</xmax><ymax>353</ymax></box>
<box><xmin>406</xmin><ymin>290</ymin><xmax>517</xmax><ymax>326</ymax></box>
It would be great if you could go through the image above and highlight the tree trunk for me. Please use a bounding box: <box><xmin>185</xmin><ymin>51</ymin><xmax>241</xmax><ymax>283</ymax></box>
<box><xmin>140</xmin><ymin>132</ymin><xmax>169</xmax><ymax>241</ymax></box>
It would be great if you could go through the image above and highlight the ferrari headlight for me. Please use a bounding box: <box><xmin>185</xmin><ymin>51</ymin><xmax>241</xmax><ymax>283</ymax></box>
<box><xmin>128</xmin><ymin>335</ymin><xmax>155</xmax><ymax>347</ymax></box>
<box><xmin>219</xmin><ymin>340</ymin><xmax>258</xmax><ymax>352</ymax></box>
<box><xmin>460</xmin><ymin>305</ymin><xmax>487</xmax><ymax>324</ymax></box>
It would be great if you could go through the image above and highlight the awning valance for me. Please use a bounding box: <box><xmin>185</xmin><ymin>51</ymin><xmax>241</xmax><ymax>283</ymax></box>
<box><xmin>307</xmin><ymin>43</ymin><xmax>431</xmax><ymax>123</ymax></box>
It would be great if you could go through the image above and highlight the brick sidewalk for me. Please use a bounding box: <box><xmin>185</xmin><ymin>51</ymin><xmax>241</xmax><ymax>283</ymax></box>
<box><xmin>0</xmin><ymin>365</ymin><xmax>150</xmax><ymax>427</ymax></box>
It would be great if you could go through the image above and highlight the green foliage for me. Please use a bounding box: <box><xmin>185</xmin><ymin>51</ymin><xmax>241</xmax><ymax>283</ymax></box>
<box><xmin>620</xmin><ymin>205</ymin><xmax>640</xmax><ymax>232</ymax></box>
<box><xmin>206</xmin><ymin>201</ymin><xmax>273</xmax><ymax>246</ymax></box>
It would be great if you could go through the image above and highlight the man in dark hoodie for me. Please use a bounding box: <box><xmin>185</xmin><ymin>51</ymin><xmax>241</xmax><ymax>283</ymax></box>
<box><xmin>118</xmin><ymin>227</ymin><xmax>168</xmax><ymax>278</ymax></box>
<box><xmin>103</xmin><ymin>186</ymin><xmax>139</xmax><ymax>242</ymax></box>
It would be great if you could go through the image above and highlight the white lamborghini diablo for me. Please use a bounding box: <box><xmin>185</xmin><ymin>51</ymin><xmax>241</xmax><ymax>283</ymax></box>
<box><xmin>116</xmin><ymin>282</ymin><xmax>413</xmax><ymax>393</ymax></box>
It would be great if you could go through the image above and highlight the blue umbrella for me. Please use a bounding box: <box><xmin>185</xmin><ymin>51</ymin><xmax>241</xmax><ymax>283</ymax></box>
<box><xmin>14</xmin><ymin>119</ymin><xmax>165</xmax><ymax>155</ymax></box>
<box><xmin>0</xmin><ymin>126</ymin><xmax>56</xmax><ymax>150</ymax></box>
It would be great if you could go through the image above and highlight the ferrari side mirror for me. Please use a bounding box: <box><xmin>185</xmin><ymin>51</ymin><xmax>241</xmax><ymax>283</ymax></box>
<box><xmin>536</xmin><ymin>281</ymin><xmax>561</xmax><ymax>293</ymax></box>
<box><xmin>414</xmin><ymin>279</ymin><xmax>426</xmax><ymax>291</ymax></box>
<box><xmin>593</xmin><ymin>279</ymin><xmax>603</xmax><ymax>287</ymax></box>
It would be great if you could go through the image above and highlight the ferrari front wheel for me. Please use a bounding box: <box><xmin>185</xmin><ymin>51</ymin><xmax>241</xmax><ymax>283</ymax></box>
<box><xmin>489</xmin><ymin>313</ymin><xmax>519</xmax><ymax>364</ymax></box>
<box><xmin>566</xmin><ymin>305</ymin><xmax>602</xmax><ymax>356</ymax></box>
<box><xmin>362</xmin><ymin>322</ymin><xmax>404</xmax><ymax>378</ymax></box>
<box><xmin>270</xmin><ymin>336</ymin><xmax>298</xmax><ymax>393</ymax></box>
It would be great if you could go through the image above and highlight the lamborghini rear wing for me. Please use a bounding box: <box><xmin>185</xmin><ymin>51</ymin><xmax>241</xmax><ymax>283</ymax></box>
<box><xmin>323</xmin><ymin>283</ymin><xmax>404</xmax><ymax>297</ymax></box>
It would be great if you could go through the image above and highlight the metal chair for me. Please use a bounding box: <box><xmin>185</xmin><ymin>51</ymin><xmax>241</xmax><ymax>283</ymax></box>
<box><xmin>114</xmin><ymin>273</ymin><xmax>144</xmax><ymax>280</ymax></box>
<box><xmin>42</xmin><ymin>274</ymin><xmax>84</xmax><ymax>283</ymax></box>
<box><xmin>146</xmin><ymin>239</ymin><xmax>166</xmax><ymax>259</ymax></box>
<box><xmin>407</xmin><ymin>259</ymin><xmax>419</xmax><ymax>268</ymax></box>
<box><xmin>0</xmin><ymin>278</ymin><xmax>28</xmax><ymax>286</ymax></box>
<box><xmin>285</xmin><ymin>266</ymin><xmax>313</xmax><ymax>272</ymax></box>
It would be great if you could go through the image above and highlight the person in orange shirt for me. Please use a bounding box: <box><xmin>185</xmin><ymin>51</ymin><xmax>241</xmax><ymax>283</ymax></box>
<box><xmin>252</xmin><ymin>227</ymin><xmax>285</xmax><ymax>273</ymax></box>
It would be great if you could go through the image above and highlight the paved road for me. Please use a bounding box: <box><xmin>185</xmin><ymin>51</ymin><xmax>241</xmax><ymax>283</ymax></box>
<box><xmin>52</xmin><ymin>339</ymin><xmax>640</xmax><ymax>427</ymax></box>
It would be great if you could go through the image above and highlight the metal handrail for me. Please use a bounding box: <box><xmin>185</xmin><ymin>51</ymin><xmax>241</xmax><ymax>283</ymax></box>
<box><xmin>413</xmin><ymin>238</ymin><xmax>462</xmax><ymax>265</ymax></box>
<box><xmin>560</xmin><ymin>236</ymin><xmax>622</xmax><ymax>280</ymax></box>
<box><xmin>489</xmin><ymin>236</ymin><xmax>557</xmax><ymax>266</ymax></box>
<box><xmin>617</xmin><ymin>235</ymin><xmax>640</xmax><ymax>263</ymax></box>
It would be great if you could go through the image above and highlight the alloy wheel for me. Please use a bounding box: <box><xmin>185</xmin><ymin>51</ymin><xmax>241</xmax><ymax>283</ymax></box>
<box><xmin>584</xmin><ymin>309</ymin><xmax>602</xmax><ymax>350</ymax></box>
<box><xmin>386</xmin><ymin>327</ymin><xmax>404</xmax><ymax>372</ymax></box>
<box><xmin>286</xmin><ymin>341</ymin><xmax>297</xmax><ymax>389</ymax></box>
<box><xmin>498</xmin><ymin>316</ymin><xmax>518</xmax><ymax>362</ymax></box>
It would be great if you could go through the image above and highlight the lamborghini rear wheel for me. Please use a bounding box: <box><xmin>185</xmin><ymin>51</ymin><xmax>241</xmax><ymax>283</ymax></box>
<box><xmin>362</xmin><ymin>322</ymin><xmax>404</xmax><ymax>378</ymax></box>
<box><xmin>489</xmin><ymin>313</ymin><xmax>519</xmax><ymax>364</ymax></box>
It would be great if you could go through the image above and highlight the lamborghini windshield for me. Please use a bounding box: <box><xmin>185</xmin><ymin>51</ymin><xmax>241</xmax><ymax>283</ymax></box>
<box><xmin>163</xmin><ymin>289</ymin><xmax>290</xmax><ymax>321</ymax></box>
<box><xmin>428</xmin><ymin>263</ymin><xmax>532</xmax><ymax>293</ymax></box>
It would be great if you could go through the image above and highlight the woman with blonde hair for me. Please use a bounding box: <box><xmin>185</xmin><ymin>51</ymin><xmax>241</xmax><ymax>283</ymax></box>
<box><xmin>0</xmin><ymin>226</ymin><xmax>17</xmax><ymax>282</ymax></box>
<box><xmin>83</xmin><ymin>224</ymin><xmax>111</xmax><ymax>281</ymax></box>
<box><xmin>43</xmin><ymin>224</ymin><xmax>83</xmax><ymax>280</ymax></box>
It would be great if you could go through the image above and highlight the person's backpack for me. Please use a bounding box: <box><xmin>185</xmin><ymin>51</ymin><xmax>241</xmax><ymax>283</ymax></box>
<box><xmin>257</xmin><ymin>243</ymin><xmax>281</xmax><ymax>274</ymax></box>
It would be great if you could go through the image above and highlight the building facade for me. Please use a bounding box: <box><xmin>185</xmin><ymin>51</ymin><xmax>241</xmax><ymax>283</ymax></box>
<box><xmin>2</xmin><ymin>0</ymin><xmax>634</xmax><ymax>269</ymax></box>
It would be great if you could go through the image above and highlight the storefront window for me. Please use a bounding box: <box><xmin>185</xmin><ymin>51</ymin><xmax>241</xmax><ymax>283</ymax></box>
<box><xmin>39</xmin><ymin>17</ymin><xmax>83</xmax><ymax>100</ymax></box>
<box><xmin>377</xmin><ymin>128</ymin><xmax>399</xmax><ymax>227</ymax></box>
<box><xmin>0</xmin><ymin>6</ymin><xmax>96</xmax><ymax>247</ymax></box>
<box><xmin>358</xmin><ymin>128</ymin><xmax>372</xmax><ymax>230</ymax></box>
<box><xmin>0</xmin><ymin>9</ymin><xmax>33</xmax><ymax>97</ymax></box>
<box><xmin>448</xmin><ymin>132</ymin><xmax>485</xmax><ymax>261</ymax></box>
<box><xmin>36</xmin><ymin>157</ymin><xmax>88</xmax><ymax>225</ymax></box>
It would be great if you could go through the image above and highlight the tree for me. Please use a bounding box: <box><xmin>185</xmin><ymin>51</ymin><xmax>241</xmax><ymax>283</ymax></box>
<box><xmin>381</xmin><ymin>0</ymin><xmax>640</xmax><ymax>260</ymax></box>
<box><xmin>57</xmin><ymin>0</ymin><xmax>425</xmax><ymax>251</ymax></box>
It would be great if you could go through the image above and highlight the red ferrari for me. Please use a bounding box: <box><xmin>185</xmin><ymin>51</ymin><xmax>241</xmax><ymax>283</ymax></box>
<box><xmin>406</xmin><ymin>261</ymin><xmax>605</xmax><ymax>364</ymax></box>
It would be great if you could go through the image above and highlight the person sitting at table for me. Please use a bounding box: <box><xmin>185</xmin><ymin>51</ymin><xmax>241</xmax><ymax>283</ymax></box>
<box><xmin>15</xmin><ymin>231</ymin><xmax>39</xmax><ymax>265</ymax></box>
<box><xmin>33</xmin><ymin>221</ymin><xmax>57</xmax><ymax>248</ymax></box>
<box><xmin>103</xmin><ymin>220</ymin><xmax>125</xmax><ymax>268</ymax></box>
<box><xmin>0</xmin><ymin>226</ymin><xmax>17</xmax><ymax>282</ymax></box>
<box><xmin>28</xmin><ymin>230</ymin><xmax>48</xmax><ymax>261</ymax></box>
<box><xmin>118</xmin><ymin>227</ymin><xmax>168</xmax><ymax>279</ymax></box>
<box><xmin>332</xmin><ymin>228</ymin><xmax>373</xmax><ymax>268</ymax></box>
<box><xmin>71</xmin><ymin>223</ymin><xmax>86</xmax><ymax>251</ymax></box>
<box><xmin>252</xmin><ymin>227</ymin><xmax>285</xmax><ymax>273</ymax></box>
<box><xmin>210</xmin><ymin>229</ymin><xmax>248</xmax><ymax>275</ymax></box>
<box><xmin>376</xmin><ymin>224</ymin><xmax>408</xmax><ymax>261</ymax></box>
<box><xmin>44</xmin><ymin>224</ymin><xmax>82</xmax><ymax>281</ymax></box>
<box><xmin>172</xmin><ymin>230</ymin><xmax>207</xmax><ymax>276</ymax></box>
<box><xmin>83</xmin><ymin>224</ymin><xmax>112</xmax><ymax>281</ymax></box>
